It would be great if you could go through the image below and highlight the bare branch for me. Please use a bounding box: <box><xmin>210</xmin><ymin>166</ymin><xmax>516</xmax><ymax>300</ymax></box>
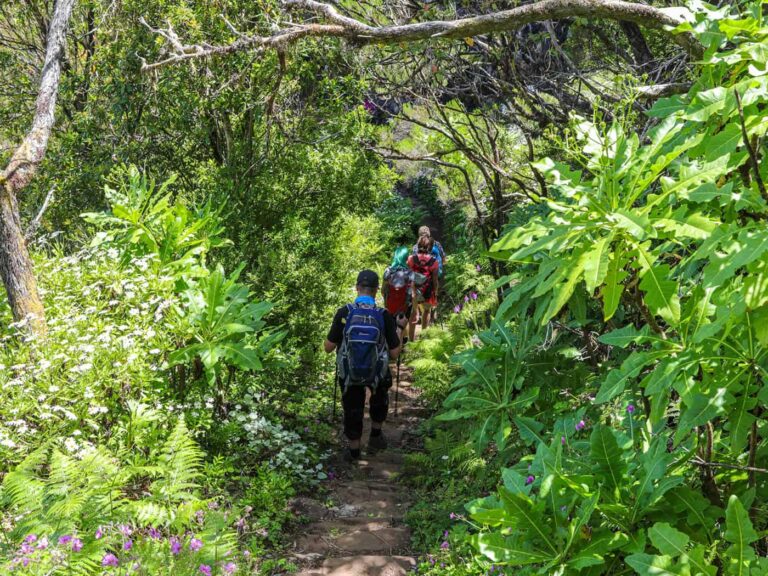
<box><xmin>1</xmin><ymin>0</ymin><xmax>76</xmax><ymax>194</ymax></box>
<box><xmin>25</xmin><ymin>186</ymin><xmax>55</xmax><ymax>240</ymax></box>
<box><xmin>636</xmin><ymin>82</ymin><xmax>691</xmax><ymax>98</ymax></box>
<box><xmin>141</xmin><ymin>0</ymin><xmax>700</xmax><ymax>71</ymax></box>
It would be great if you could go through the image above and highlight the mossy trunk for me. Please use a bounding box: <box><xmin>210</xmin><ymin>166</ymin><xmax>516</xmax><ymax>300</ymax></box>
<box><xmin>0</xmin><ymin>185</ymin><xmax>46</xmax><ymax>335</ymax></box>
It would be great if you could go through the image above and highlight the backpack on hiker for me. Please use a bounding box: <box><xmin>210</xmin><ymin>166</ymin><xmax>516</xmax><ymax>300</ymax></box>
<box><xmin>432</xmin><ymin>245</ymin><xmax>444</xmax><ymax>277</ymax></box>
<box><xmin>411</xmin><ymin>253</ymin><xmax>437</xmax><ymax>302</ymax></box>
<box><xmin>337</xmin><ymin>303</ymin><xmax>389</xmax><ymax>390</ymax></box>
<box><xmin>384</xmin><ymin>266</ymin><xmax>413</xmax><ymax>316</ymax></box>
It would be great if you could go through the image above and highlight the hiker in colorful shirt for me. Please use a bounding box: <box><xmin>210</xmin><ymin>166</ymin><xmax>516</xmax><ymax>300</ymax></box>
<box><xmin>412</xmin><ymin>225</ymin><xmax>446</xmax><ymax>277</ymax></box>
<box><xmin>407</xmin><ymin>236</ymin><xmax>440</xmax><ymax>342</ymax></box>
<box><xmin>324</xmin><ymin>270</ymin><xmax>405</xmax><ymax>461</ymax></box>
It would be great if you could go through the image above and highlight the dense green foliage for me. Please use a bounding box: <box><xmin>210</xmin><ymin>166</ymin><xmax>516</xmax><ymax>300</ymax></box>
<box><xmin>2</xmin><ymin>0</ymin><xmax>768</xmax><ymax>574</ymax></box>
<box><xmin>405</xmin><ymin>4</ymin><xmax>768</xmax><ymax>576</ymax></box>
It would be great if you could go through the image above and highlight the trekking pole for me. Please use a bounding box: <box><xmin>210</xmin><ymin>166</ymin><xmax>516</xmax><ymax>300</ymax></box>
<box><xmin>395</xmin><ymin>338</ymin><xmax>404</xmax><ymax>418</ymax></box>
<box><xmin>332</xmin><ymin>362</ymin><xmax>338</xmax><ymax>422</ymax></box>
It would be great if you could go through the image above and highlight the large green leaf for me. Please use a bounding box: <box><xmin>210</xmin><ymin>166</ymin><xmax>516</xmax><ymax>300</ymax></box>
<box><xmin>675</xmin><ymin>388</ymin><xmax>730</xmax><ymax>443</ymax></box>
<box><xmin>514</xmin><ymin>417</ymin><xmax>545</xmax><ymax>446</ymax></box>
<box><xmin>582</xmin><ymin>235</ymin><xmax>613</xmax><ymax>293</ymax></box>
<box><xmin>595</xmin><ymin>351</ymin><xmax>664</xmax><ymax>404</ymax></box>
<box><xmin>724</xmin><ymin>495</ymin><xmax>758</xmax><ymax>576</ymax></box>
<box><xmin>598</xmin><ymin>324</ymin><xmax>652</xmax><ymax>348</ymax></box>
<box><xmin>648</xmin><ymin>523</ymin><xmax>689</xmax><ymax>557</ymax></box>
<box><xmin>626</xmin><ymin>553</ymin><xmax>690</xmax><ymax>576</ymax></box>
<box><xmin>603</xmin><ymin>250</ymin><xmax>628</xmax><ymax>321</ymax></box>
<box><xmin>470</xmin><ymin>533</ymin><xmax>553</xmax><ymax>565</ymax></box>
<box><xmin>590</xmin><ymin>425</ymin><xmax>626</xmax><ymax>491</ymax></box>
<box><xmin>499</xmin><ymin>488</ymin><xmax>558</xmax><ymax>554</ymax></box>
<box><xmin>639</xmin><ymin>263</ymin><xmax>681</xmax><ymax>326</ymax></box>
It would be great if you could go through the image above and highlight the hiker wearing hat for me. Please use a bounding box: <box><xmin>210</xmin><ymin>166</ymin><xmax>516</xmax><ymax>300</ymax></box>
<box><xmin>324</xmin><ymin>270</ymin><xmax>405</xmax><ymax>461</ymax></box>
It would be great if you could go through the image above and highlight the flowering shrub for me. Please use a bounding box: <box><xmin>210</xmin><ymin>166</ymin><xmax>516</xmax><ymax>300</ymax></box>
<box><xmin>0</xmin><ymin>249</ymin><xmax>177</xmax><ymax>466</ymax></box>
<box><xmin>223</xmin><ymin>397</ymin><xmax>328</xmax><ymax>483</ymax></box>
<box><xmin>0</xmin><ymin>168</ymin><xmax>292</xmax><ymax>575</ymax></box>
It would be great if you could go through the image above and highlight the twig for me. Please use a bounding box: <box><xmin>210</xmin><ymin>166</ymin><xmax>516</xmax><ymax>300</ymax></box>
<box><xmin>25</xmin><ymin>186</ymin><xmax>55</xmax><ymax>240</ymax></box>
<box><xmin>691</xmin><ymin>456</ymin><xmax>768</xmax><ymax>475</ymax></box>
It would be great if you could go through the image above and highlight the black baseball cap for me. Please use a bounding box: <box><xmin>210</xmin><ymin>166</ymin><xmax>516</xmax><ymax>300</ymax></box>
<box><xmin>356</xmin><ymin>269</ymin><xmax>379</xmax><ymax>288</ymax></box>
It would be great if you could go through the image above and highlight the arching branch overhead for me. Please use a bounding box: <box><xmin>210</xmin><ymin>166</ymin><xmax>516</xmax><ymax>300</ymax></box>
<box><xmin>140</xmin><ymin>0</ymin><xmax>701</xmax><ymax>71</ymax></box>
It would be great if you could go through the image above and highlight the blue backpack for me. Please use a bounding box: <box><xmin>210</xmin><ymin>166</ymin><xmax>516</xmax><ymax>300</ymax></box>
<box><xmin>432</xmin><ymin>245</ymin><xmax>444</xmax><ymax>276</ymax></box>
<box><xmin>337</xmin><ymin>304</ymin><xmax>389</xmax><ymax>389</ymax></box>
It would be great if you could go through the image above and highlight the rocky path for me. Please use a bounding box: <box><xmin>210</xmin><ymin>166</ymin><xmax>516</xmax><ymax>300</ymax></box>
<box><xmin>290</xmin><ymin>363</ymin><xmax>428</xmax><ymax>576</ymax></box>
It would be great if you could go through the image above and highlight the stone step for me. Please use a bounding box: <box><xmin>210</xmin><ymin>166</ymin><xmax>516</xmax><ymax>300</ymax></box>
<box><xmin>325</xmin><ymin>496</ymin><xmax>405</xmax><ymax>519</ymax></box>
<box><xmin>303</xmin><ymin>518</ymin><xmax>394</xmax><ymax>534</ymax></box>
<box><xmin>355</xmin><ymin>459</ymin><xmax>402</xmax><ymax>481</ymax></box>
<box><xmin>297</xmin><ymin>555</ymin><xmax>417</xmax><ymax>576</ymax></box>
<box><xmin>295</xmin><ymin>527</ymin><xmax>411</xmax><ymax>555</ymax></box>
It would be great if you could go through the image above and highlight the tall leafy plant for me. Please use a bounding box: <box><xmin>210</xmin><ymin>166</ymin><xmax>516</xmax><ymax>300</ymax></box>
<box><xmin>457</xmin><ymin>3</ymin><xmax>768</xmax><ymax>573</ymax></box>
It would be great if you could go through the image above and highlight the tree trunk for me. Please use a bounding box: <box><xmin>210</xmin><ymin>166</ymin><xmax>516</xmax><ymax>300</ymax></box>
<box><xmin>0</xmin><ymin>0</ymin><xmax>76</xmax><ymax>334</ymax></box>
<box><xmin>0</xmin><ymin>185</ymin><xmax>46</xmax><ymax>333</ymax></box>
<box><xmin>619</xmin><ymin>21</ymin><xmax>654</xmax><ymax>68</ymax></box>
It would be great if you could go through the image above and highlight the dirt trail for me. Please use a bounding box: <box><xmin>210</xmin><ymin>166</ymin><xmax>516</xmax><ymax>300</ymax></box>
<box><xmin>290</xmin><ymin>362</ymin><xmax>429</xmax><ymax>576</ymax></box>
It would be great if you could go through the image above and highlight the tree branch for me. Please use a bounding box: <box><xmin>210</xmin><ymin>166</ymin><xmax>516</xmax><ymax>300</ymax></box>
<box><xmin>25</xmin><ymin>186</ymin><xmax>55</xmax><ymax>240</ymax></box>
<box><xmin>1</xmin><ymin>0</ymin><xmax>76</xmax><ymax>194</ymax></box>
<box><xmin>141</xmin><ymin>0</ymin><xmax>700</xmax><ymax>71</ymax></box>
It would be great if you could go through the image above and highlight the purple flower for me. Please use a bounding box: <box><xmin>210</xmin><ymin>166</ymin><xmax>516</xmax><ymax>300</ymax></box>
<box><xmin>476</xmin><ymin>265</ymin><xmax>482</xmax><ymax>272</ymax></box>
<box><xmin>190</xmin><ymin>537</ymin><xmax>203</xmax><ymax>552</ymax></box>
<box><xmin>170</xmin><ymin>537</ymin><xmax>182</xmax><ymax>555</ymax></box>
<box><xmin>525</xmin><ymin>475</ymin><xmax>535</xmax><ymax>485</ymax></box>
<box><xmin>123</xmin><ymin>539</ymin><xmax>133</xmax><ymax>551</ymax></box>
<box><xmin>449</xmin><ymin>512</ymin><xmax>456</xmax><ymax>520</ymax></box>
<box><xmin>440</xmin><ymin>541</ymin><xmax>449</xmax><ymax>550</ymax></box>
<box><xmin>71</xmin><ymin>538</ymin><xmax>83</xmax><ymax>552</ymax></box>
<box><xmin>102</xmin><ymin>553</ymin><xmax>119</xmax><ymax>567</ymax></box>
<box><xmin>148</xmin><ymin>527</ymin><xmax>161</xmax><ymax>540</ymax></box>
<box><xmin>443</xmin><ymin>530</ymin><xmax>449</xmax><ymax>538</ymax></box>
<box><xmin>464</xmin><ymin>295</ymin><xmax>470</xmax><ymax>303</ymax></box>
<box><xmin>36</xmin><ymin>537</ymin><xmax>49</xmax><ymax>550</ymax></box>
<box><xmin>58</xmin><ymin>535</ymin><xmax>73</xmax><ymax>546</ymax></box>
<box><xmin>22</xmin><ymin>557</ymin><xmax>30</xmax><ymax>567</ymax></box>
<box><xmin>328</xmin><ymin>471</ymin><xmax>336</xmax><ymax>481</ymax></box>
<box><xmin>627</xmin><ymin>404</ymin><xmax>635</xmax><ymax>414</ymax></box>
<box><xmin>199</xmin><ymin>565</ymin><xmax>212</xmax><ymax>576</ymax></box>
<box><xmin>453</xmin><ymin>304</ymin><xmax>462</xmax><ymax>314</ymax></box>
<box><xmin>363</xmin><ymin>100</ymin><xmax>376</xmax><ymax>113</ymax></box>
<box><xmin>95</xmin><ymin>527</ymin><xmax>104</xmax><ymax>539</ymax></box>
<box><xmin>575</xmin><ymin>420</ymin><xmax>586</xmax><ymax>431</ymax></box>
<box><xmin>20</xmin><ymin>543</ymin><xmax>34</xmax><ymax>555</ymax></box>
<box><xmin>118</xmin><ymin>524</ymin><xmax>132</xmax><ymax>537</ymax></box>
<box><xmin>223</xmin><ymin>562</ymin><xmax>237</xmax><ymax>575</ymax></box>
<box><xmin>470</xmin><ymin>292</ymin><xmax>478</xmax><ymax>300</ymax></box>
<box><xmin>23</xmin><ymin>535</ymin><xmax>37</xmax><ymax>545</ymax></box>
<box><xmin>561</xmin><ymin>435</ymin><xmax>566</xmax><ymax>445</ymax></box>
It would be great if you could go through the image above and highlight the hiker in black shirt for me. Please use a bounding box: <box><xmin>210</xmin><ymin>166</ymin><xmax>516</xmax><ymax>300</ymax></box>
<box><xmin>325</xmin><ymin>269</ymin><xmax>405</xmax><ymax>461</ymax></box>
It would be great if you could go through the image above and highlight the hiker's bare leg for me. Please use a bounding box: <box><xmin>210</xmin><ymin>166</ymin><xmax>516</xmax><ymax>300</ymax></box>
<box><xmin>421</xmin><ymin>303</ymin><xmax>432</xmax><ymax>331</ymax></box>
<box><xmin>408</xmin><ymin>305</ymin><xmax>419</xmax><ymax>342</ymax></box>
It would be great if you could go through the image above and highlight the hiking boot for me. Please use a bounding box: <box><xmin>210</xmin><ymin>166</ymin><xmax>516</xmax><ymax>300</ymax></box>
<box><xmin>342</xmin><ymin>448</ymin><xmax>361</xmax><ymax>463</ymax></box>
<box><xmin>368</xmin><ymin>433</ymin><xmax>387</xmax><ymax>452</ymax></box>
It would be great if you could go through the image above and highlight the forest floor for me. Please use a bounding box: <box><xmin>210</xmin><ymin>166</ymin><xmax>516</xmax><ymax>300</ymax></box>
<box><xmin>288</xmin><ymin>358</ymin><xmax>428</xmax><ymax>576</ymax></box>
